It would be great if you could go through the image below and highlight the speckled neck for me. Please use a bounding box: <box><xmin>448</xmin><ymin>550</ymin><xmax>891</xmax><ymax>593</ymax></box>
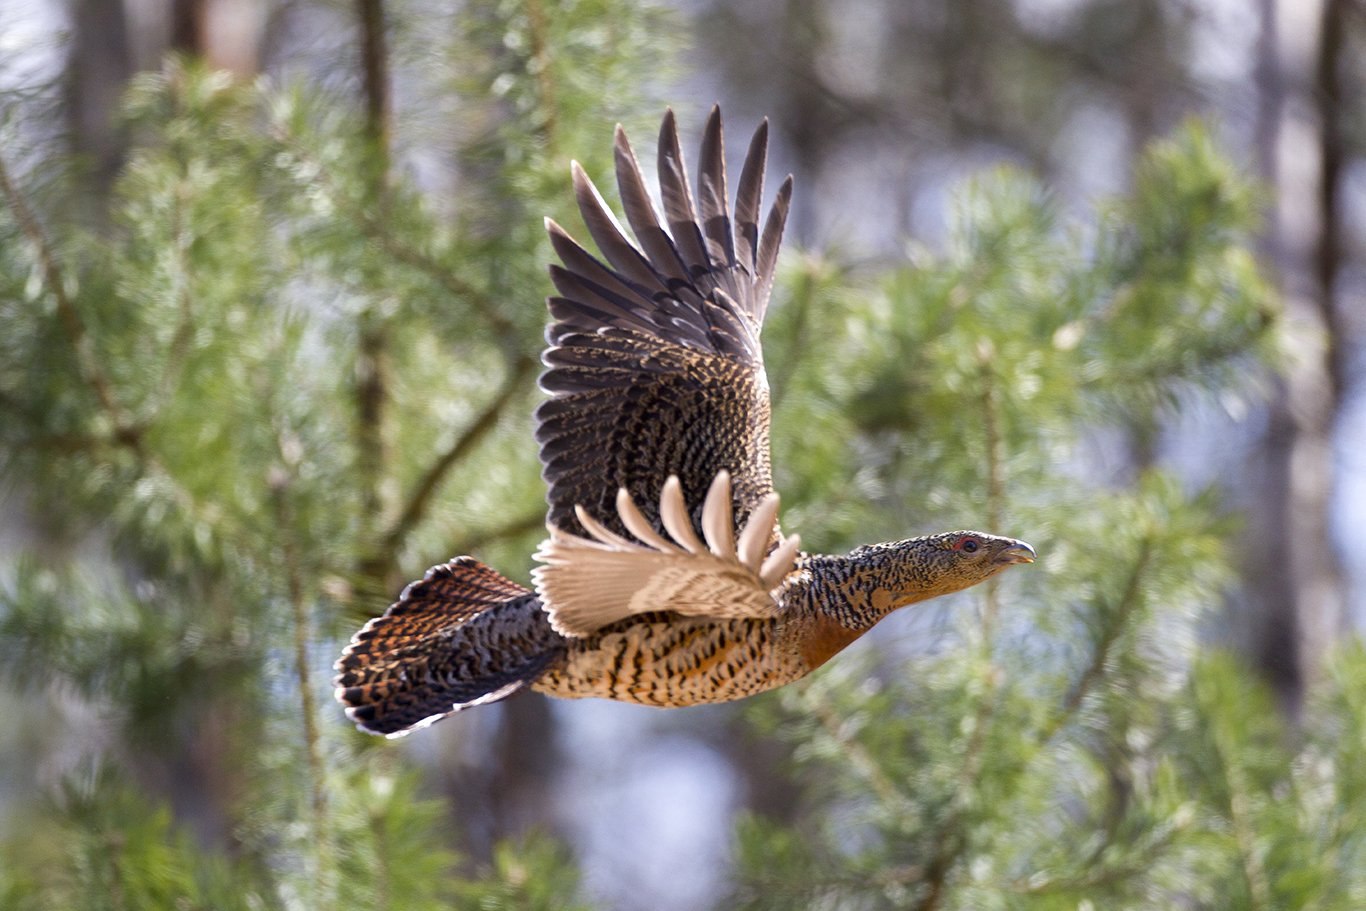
<box><xmin>793</xmin><ymin>539</ymin><xmax>951</xmax><ymax>631</ymax></box>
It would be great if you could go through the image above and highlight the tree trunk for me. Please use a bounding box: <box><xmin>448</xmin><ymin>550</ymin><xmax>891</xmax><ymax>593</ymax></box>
<box><xmin>66</xmin><ymin>0</ymin><xmax>133</xmax><ymax>198</ymax></box>
<box><xmin>1240</xmin><ymin>0</ymin><xmax>1348</xmax><ymax>712</ymax></box>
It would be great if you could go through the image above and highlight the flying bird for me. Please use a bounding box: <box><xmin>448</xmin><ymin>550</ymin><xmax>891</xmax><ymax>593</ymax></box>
<box><xmin>334</xmin><ymin>107</ymin><xmax>1035</xmax><ymax>737</ymax></box>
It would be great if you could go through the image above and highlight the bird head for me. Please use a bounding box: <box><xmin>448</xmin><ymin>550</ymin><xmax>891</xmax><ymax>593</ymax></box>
<box><xmin>847</xmin><ymin>530</ymin><xmax>1035</xmax><ymax>610</ymax></box>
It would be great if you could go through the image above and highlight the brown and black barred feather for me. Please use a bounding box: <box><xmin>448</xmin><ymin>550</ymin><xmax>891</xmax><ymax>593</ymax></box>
<box><xmin>536</xmin><ymin>106</ymin><xmax>793</xmax><ymax>541</ymax></box>
<box><xmin>334</xmin><ymin>558</ymin><xmax>564</xmax><ymax>736</ymax></box>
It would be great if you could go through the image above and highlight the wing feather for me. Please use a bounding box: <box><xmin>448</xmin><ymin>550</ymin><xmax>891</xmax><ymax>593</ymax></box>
<box><xmin>569</xmin><ymin>161</ymin><xmax>674</xmax><ymax>295</ymax></box>
<box><xmin>755</xmin><ymin>175</ymin><xmax>793</xmax><ymax>324</ymax></box>
<box><xmin>657</xmin><ymin>109</ymin><xmax>711</xmax><ymax>275</ymax></box>
<box><xmin>533</xmin><ymin>475</ymin><xmax>801</xmax><ymax>635</ymax></box>
<box><xmin>733</xmin><ymin>119</ymin><xmax>768</xmax><ymax>284</ymax></box>
<box><xmin>536</xmin><ymin>107</ymin><xmax>793</xmax><ymax>559</ymax></box>
<box><xmin>697</xmin><ymin>106</ymin><xmax>735</xmax><ymax>270</ymax></box>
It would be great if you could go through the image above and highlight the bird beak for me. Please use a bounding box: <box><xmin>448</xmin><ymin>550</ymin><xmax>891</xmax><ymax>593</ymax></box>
<box><xmin>994</xmin><ymin>541</ymin><xmax>1036</xmax><ymax>565</ymax></box>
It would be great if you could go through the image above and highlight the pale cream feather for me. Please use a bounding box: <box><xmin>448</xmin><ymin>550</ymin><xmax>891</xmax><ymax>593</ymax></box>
<box><xmin>532</xmin><ymin>471</ymin><xmax>801</xmax><ymax>637</ymax></box>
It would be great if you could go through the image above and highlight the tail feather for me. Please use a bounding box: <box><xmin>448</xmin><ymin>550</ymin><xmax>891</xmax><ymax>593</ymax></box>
<box><xmin>334</xmin><ymin>557</ymin><xmax>565</xmax><ymax>737</ymax></box>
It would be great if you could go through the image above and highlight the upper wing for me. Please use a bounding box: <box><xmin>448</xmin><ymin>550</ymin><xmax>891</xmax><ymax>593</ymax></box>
<box><xmin>535</xmin><ymin>107</ymin><xmax>794</xmax><ymax>543</ymax></box>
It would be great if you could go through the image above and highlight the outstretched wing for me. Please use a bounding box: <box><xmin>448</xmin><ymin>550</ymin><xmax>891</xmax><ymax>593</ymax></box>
<box><xmin>535</xmin><ymin>107</ymin><xmax>793</xmax><ymax>545</ymax></box>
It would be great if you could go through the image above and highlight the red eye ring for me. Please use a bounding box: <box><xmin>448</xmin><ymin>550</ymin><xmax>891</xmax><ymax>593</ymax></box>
<box><xmin>956</xmin><ymin>536</ymin><xmax>980</xmax><ymax>554</ymax></box>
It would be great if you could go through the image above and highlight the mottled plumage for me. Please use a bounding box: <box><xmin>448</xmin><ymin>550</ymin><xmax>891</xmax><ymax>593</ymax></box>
<box><xmin>335</xmin><ymin>107</ymin><xmax>1034</xmax><ymax>737</ymax></box>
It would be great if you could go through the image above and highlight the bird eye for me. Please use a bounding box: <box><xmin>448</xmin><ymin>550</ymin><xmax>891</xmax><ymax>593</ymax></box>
<box><xmin>960</xmin><ymin>537</ymin><xmax>979</xmax><ymax>554</ymax></box>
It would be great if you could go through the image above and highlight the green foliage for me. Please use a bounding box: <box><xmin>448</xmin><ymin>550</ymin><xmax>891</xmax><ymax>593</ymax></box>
<box><xmin>454</xmin><ymin>835</ymin><xmax>593</xmax><ymax>911</ymax></box>
<box><xmin>0</xmin><ymin>766</ymin><xmax>271</xmax><ymax>911</ymax></box>
<box><xmin>0</xmin><ymin>3</ymin><xmax>1361</xmax><ymax>909</ymax></box>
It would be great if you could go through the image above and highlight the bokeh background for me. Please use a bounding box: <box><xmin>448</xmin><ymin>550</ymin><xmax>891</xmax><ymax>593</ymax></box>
<box><xmin>1</xmin><ymin>1</ymin><xmax>1364</xmax><ymax>909</ymax></box>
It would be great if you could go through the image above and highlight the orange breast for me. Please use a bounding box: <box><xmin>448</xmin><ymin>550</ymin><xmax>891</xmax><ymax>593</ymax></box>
<box><xmin>797</xmin><ymin>614</ymin><xmax>863</xmax><ymax>670</ymax></box>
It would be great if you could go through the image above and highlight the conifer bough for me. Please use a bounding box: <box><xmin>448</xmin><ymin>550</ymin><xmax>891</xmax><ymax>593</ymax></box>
<box><xmin>334</xmin><ymin>107</ymin><xmax>1036</xmax><ymax>737</ymax></box>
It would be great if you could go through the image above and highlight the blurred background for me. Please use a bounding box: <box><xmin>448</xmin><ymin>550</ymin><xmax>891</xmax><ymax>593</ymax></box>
<box><xmin>0</xmin><ymin>1</ymin><xmax>1363</xmax><ymax>909</ymax></box>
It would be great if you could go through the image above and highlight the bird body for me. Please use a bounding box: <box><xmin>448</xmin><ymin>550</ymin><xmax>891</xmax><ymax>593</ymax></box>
<box><xmin>335</xmin><ymin>108</ymin><xmax>1034</xmax><ymax>737</ymax></box>
<box><xmin>536</xmin><ymin>538</ymin><xmax>1032</xmax><ymax>707</ymax></box>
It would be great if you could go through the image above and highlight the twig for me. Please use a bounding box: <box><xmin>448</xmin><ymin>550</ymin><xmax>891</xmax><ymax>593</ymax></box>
<box><xmin>271</xmin><ymin>459</ymin><xmax>335</xmax><ymax>907</ymax></box>
<box><xmin>442</xmin><ymin>507</ymin><xmax>545</xmax><ymax>558</ymax></box>
<box><xmin>353</xmin><ymin>0</ymin><xmax>395</xmax><ymax>568</ymax></box>
<box><xmin>807</xmin><ymin>689</ymin><xmax>917</xmax><ymax>815</ymax></box>
<box><xmin>1037</xmin><ymin>537</ymin><xmax>1154</xmax><ymax>745</ymax></box>
<box><xmin>378</xmin><ymin>353</ymin><xmax>536</xmax><ymax>561</ymax></box>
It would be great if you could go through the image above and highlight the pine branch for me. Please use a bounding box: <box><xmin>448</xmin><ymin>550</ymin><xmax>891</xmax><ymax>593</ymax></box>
<box><xmin>1038</xmin><ymin>536</ymin><xmax>1154</xmax><ymax>745</ymax></box>
<box><xmin>911</xmin><ymin>666</ymin><xmax>999</xmax><ymax>911</ymax></box>
<box><xmin>1002</xmin><ymin>816</ymin><xmax>1184</xmax><ymax>896</ymax></box>
<box><xmin>977</xmin><ymin>341</ymin><xmax>1005</xmax><ymax>635</ymax></box>
<box><xmin>148</xmin><ymin>183</ymin><xmax>197</xmax><ymax>419</ymax></box>
<box><xmin>905</xmin><ymin>355</ymin><xmax>1011</xmax><ymax>911</ymax></box>
<box><xmin>807</xmin><ymin>689</ymin><xmax>916</xmax><ymax>815</ymax></box>
<box><xmin>1218</xmin><ymin>734</ymin><xmax>1275</xmax><ymax>910</ymax></box>
<box><xmin>367</xmin><ymin>232</ymin><xmax>521</xmax><ymax>345</ymax></box>
<box><xmin>267</xmin><ymin>118</ymin><xmax>523</xmax><ymax>347</ymax></box>
<box><xmin>377</xmin><ymin>352</ymin><xmax>536</xmax><ymax>565</ymax></box>
<box><xmin>442</xmin><ymin>507</ymin><xmax>545</xmax><ymax>559</ymax></box>
<box><xmin>524</xmin><ymin>0</ymin><xmax>559</xmax><ymax>142</ymax></box>
<box><xmin>768</xmin><ymin>259</ymin><xmax>816</xmax><ymax>414</ymax></box>
<box><xmin>271</xmin><ymin>458</ymin><xmax>335</xmax><ymax>907</ymax></box>
<box><xmin>368</xmin><ymin>801</ymin><xmax>393</xmax><ymax>911</ymax></box>
<box><xmin>353</xmin><ymin>0</ymin><xmax>396</xmax><ymax>551</ymax></box>
<box><xmin>0</xmin><ymin>150</ymin><xmax>142</xmax><ymax>453</ymax></box>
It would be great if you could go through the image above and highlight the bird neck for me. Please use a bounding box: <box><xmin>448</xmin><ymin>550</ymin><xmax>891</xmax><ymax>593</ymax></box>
<box><xmin>783</xmin><ymin>551</ymin><xmax>923</xmax><ymax>671</ymax></box>
<box><xmin>785</xmin><ymin>541</ymin><xmax>965</xmax><ymax>671</ymax></box>
<box><xmin>797</xmin><ymin>544</ymin><xmax>947</xmax><ymax>630</ymax></box>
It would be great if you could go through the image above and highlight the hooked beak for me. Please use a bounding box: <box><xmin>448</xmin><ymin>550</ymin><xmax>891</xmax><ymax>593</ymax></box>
<box><xmin>994</xmin><ymin>540</ymin><xmax>1036</xmax><ymax>566</ymax></box>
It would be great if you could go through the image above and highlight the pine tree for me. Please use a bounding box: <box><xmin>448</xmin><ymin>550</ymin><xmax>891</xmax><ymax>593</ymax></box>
<box><xmin>2</xmin><ymin>3</ymin><xmax>1363</xmax><ymax>910</ymax></box>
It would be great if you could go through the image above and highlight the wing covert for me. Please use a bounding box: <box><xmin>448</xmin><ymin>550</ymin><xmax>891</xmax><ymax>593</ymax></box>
<box><xmin>532</xmin><ymin>472</ymin><xmax>802</xmax><ymax>635</ymax></box>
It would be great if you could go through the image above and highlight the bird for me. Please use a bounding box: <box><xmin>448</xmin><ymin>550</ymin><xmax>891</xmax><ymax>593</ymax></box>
<box><xmin>333</xmin><ymin>107</ymin><xmax>1035</xmax><ymax>737</ymax></box>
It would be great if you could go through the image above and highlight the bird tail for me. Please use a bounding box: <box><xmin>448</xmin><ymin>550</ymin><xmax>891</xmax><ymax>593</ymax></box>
<box><xmin>333</xmin><ymin>557</ymin><xmax>565</xmax><ymax>737</ymax></box>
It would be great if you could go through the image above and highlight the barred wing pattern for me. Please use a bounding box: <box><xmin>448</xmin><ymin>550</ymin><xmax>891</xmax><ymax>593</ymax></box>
<box><xmin>533</xmin><ymin>108</ymin><xmax>797</xmax><ymax>635</ymax></box>
<box><xmin>334</xmin><ymin>557</ymin><xmax>562</xmax><ymax>735</ymax></box>
<box><xmin>535</xmin><ymin>107</ymin><xmax>793</xmax><ymax>542</ymax></box>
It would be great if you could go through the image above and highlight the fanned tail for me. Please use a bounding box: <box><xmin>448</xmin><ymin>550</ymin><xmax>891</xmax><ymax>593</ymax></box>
<box><xmin>333</xmin><ymin>557</ymin><xmax>565</xmax><ymax>737</ymax></box>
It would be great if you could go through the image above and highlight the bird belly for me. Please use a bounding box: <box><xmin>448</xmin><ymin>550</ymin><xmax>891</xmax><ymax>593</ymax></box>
<box><xmin>532</xmin><ymin>615</ymin><xmax>806</xmax><ymax>707</ymax></box>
